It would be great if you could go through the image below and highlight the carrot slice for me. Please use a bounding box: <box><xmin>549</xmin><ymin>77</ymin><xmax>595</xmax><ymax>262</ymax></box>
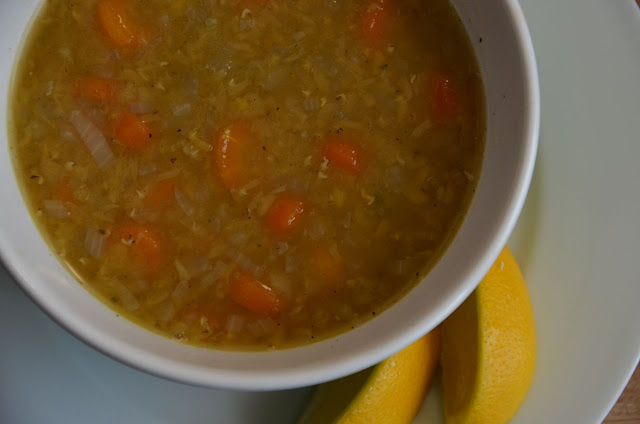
<box><xmin>310</xmin><ymin>246</ymin><xmax>347</xmax><ymax>290</ymax></box>
<box><xmin>361</xmin><ymin>0</ymin><xmax>393</xmax><ymax>46</ymax></box>
<box><xmin>143</xmin><ymin>177</ymin><xmax>177</xmax><ymax>207</ymax></box>
<box><xmin>76</xmin><ymin>77</ymin><xmax>116</xmax><ymax>104</ymax></box>
<box><xmin>321</xmin><ymin>137</ymin><xmax>363</xmax><ymax>174</ymax></box>
<box><xmin>229</xmin><ymin>272</ymin><xmax>284</xmax><ymax>317</ymax></box>
<box><xmin>264</xmin><ymin>195</ymin><xmax>306</xmax><ymax>237</ymax></box>
<box><xmin>214</xmin><ymin>122</ymin><xmax>252</xmax><ymax>189</ymax></box>
<box><xmin>109</xmin><ymin>223</ymin><xmax>166</xmax><ymax>274</ymax></box>
<box><xmin>96</xmin><ymin>0</ymin><xmax>139</xmax><ymax>49</ymax></box>
<box><xmin>431</xmin><ymin>74</ymin><xmax>457</xmax><ymax>123</ymax></box>
<box><xmin>115</xmin><ymin>113</ymin><xmax>153</xmax><ymax>152</ymax></box>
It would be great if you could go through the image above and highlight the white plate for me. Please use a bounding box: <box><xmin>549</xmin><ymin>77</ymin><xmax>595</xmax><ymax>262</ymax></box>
<box><xmin>1</xmin><ymin>0</ymin><xmax>639</xmax><ymax>422</ymax></box>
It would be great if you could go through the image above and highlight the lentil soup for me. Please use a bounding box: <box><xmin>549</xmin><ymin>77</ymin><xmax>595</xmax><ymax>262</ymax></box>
<box><xmin>9</xmin><ymin>0</ymin><xmax>485</xmax><ymax>349</ymax></box>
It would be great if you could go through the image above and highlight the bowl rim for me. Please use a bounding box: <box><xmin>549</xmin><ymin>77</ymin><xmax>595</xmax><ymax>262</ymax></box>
<box><xmin>0</xmin><ymin>0</ymin><xmax>540</xmax><ymax>390</ymax></box>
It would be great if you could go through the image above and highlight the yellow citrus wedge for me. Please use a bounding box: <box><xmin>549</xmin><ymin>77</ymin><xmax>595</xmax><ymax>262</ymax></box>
<box><xmin>298</xmin><ymin>330</ymin><xmax>440</xmax><ymax>424</ymax></box>
<box><xmin>441</xmin><ymin>247</ymin><xmax>536</xmax><ymax>424</ymax></box>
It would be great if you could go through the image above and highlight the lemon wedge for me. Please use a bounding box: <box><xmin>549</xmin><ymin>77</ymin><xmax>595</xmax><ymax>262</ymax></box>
<box><xmin>441</xmin><ymin>247</ymin><xmax>536</xmax><ymax>424</ymax></box>
<box><xmin>298</xmin><ymin>330</ymin><xmax>440</xmax><ymax>424</ymax></box>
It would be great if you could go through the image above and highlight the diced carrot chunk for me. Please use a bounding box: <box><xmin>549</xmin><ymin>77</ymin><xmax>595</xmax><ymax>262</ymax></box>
<box><xmin>264</xmin><ymin>195</ymin><xmax>306</xmax><ymax>237</ymax></box>
<box><xmin>322</xmin><ymin>137</ymin><xmax>363</xmax><ymax>174</ymax></box>
<box><xmin>229</xmin><ymin>272</ymin><xmax>284</xmax><ymax>317</ymax></box>
<box><xmin>143</xmin><ymin>177</ymin><xmax>177</xmax><ymax>207</ymax></box>
<box><xmin>115</xmin><ymin>113</ymin><xmax>153</xmax><ymax>152</ymax></box>
<box><xmin>431</xmin><ymin>74</ymin><xmax>457</xmax><ymax>123</ymax></box>
<box><xmin>215</xmin><ymin>122</ymin><xmax>252</xmax><ymax>189</ymax></box>
<box><xmin>109</xmin><ymin>223</ymin><xmax>166</xmax><ymax>274</ymax></box>
<box><xmin>96</xmin><ymin>0</ymin><xmax>139</xmax><ymax>49</ymax></box>
<box><xmin>361</xmin><ymin>0</ymin><xmax>392</xmax><ymax>46</ymax></box>
<box><xmin>310</xmin><ymin>247</ymin><xmax>347</xmax><ymax>290</ymax></box>
<box><xmin>76</xmin><ymin>77</ymin><xmax>115</xmax><ymax>104</ymax></box>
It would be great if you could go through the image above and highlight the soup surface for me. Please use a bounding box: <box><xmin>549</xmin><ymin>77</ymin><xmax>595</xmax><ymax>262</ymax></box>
<box><xmin>10</xmin><ymin>0</ymin><xmax>484</xmax><ymax>349</ymax></box>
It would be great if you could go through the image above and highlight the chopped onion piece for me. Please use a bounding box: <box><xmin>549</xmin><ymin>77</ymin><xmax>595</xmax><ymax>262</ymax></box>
<box><xmin>247</xmin><ymin>318</ymin><xmax>276</xmax><ymax>338</ymax></box>
<box><xmin>269</xmin><ymin>272</ymin><xmax>292</xmax><ymax>297</ymax></box>
<box><xmin>256</xmin><ymin>194</ymin><xmax>276</xmax><ymax>217</ymax></box>
<box><xmin>217</xmin><ymin>203</ymin><xmax>230</xmax><ymax>221</ymax></box>
<box><xmin>341</xmin><ymin>212</ymin><xmax>352</xmax><ymax>229</ymax></box>
<box><xmin>393</xmin><ymin>259</ymin><xmax>408</xmax><ymax>275</ymax></box>
<box><xmin>228</xmin><ymin>232</ymin><xmax>249</xmax><ymax>247</ymax></box>
<box><xmin>302</xmin><ymin>97</ymin><xmax>320</xmax><ymax>112</ymax></box>
<box><xmin>225</xmin><ymin>315</ymin><xmax>245</xmax><ymax>333</ymax></box>
<box><xmin>174</xmin><ymin>260</ymin><xmax>191</xmax><ymax>281</ymax></box>
<box><xmin>226</xmin><ymin>250</ymin><xmax>264</xmax><ymax>278</ymax></box>
<box><xmin>172</xmin><ymin>103</ymin><xmax>192</xmax><ymax>116</ymax></box>
<box><xmin>275</xmin><ymin>241</ymin><xmax>289</xmax><ymax>255</ymax></box>
<box><xmin>174</xmin><ymin>187</ymin><xmax>195</xmax><ymax>216</ymax></box>
<box><xmin>130</xmin><ymin>101</ymin><xmax>154</xmax><ymax>114</ymax></box>
<box><xmin>113</xmin><ymin>282</ymin><xmax>140</xmax><ymax>311</ymax></box>
<box><xmin>285</xmin><ymin>254</ymin><xmax>301</xmax><ymax>274</ymax></box>
<box><xmin>239</xmin><ymin>179</ymin><xmax>261</xmax><ymax>195</ymax></box>
<box><xmin>155</xmin><ymin>168</ymin><xmax>181</xmax><ymax>181</ymax></box>
<box><xmin>60</xmin><ymin>127</ymin><xmax>78</xmax><ymax>142</ymax></box>
<box><xmin>130</xmin><ymin>207</ymin><xmax>158</xmax><ymax>223</ymax></box>
<box><xmin>128</xmin><ymin>280</ymin><xmax>148</xmax><ymax>295</ymax></box>
<box><xmin>271</xmin><ymin>185</ymin><xmax>287</xmax><ymax>194</ymax></box>
<box><xmin>209</xmin><ymin>216</ymin><xmax>222</xmax><ymax>233</ymax></box>
<box><xmin>171</xmin><ymin>280</ymin><xmax>192</xmax><ymax>302</ymax></box>
<box><xmin>410</xmin><ymin>119</ymin><xmax>432</xmax><ymax>139</ymax></box>
<box><xmin>293</xmin><ymin>31</ymin><xmax>306</xmax><ymax>41</ymax></box>
<box><xmin>307</xmin><ymin>220</ymin><xmax>326</xmax><ymax>240</ymax></box>
<box><xmin>181</xmin><ymin>254</ymin><xmax>210</xmax><ymax>278</ymax></box>
<box><xmin>384</xmin><ymin>166</ymin><xmax>404</xmax><ymax>188</ymax></box>
<box><xmin>70</xmin><ymin>111</ymin><xmax>114</xmax><ymax>169</ymax></box>
<box><xmin>289</xmin><ymin>179</ymin><xmax>309</xmax><ymax>194</ymax></box>
<box><xmin>155</xmin><ymin>300</ymin><xmax>175</xmax><ymax>325</ymax></box>
<box><xmin>184</xmin><ymin>74</ymin><xmax>200</xmax><ymax>96</ymax></box>
<box><xmin>84</xmin><ymin>228</ymin><xmax>105</xmax><ymax>258</ymax></box>
<box><xmin>138</xmin><ymin>162</ymin><xmax>157</xmax><ymax>176</ymax></box>
<box><xmin>201</xmin><ymin>260</ymin><xmax>227</xmax><ymax>287</ymax></box>
<box><xmin>43</xmin><ymin>200</ymin><xmax>69</xmax><ymax>219</ymax></box>
<box><xmin>46</xmin><ymin>80</ymin><xmax>54</xmax><ymax>96</ymax></box>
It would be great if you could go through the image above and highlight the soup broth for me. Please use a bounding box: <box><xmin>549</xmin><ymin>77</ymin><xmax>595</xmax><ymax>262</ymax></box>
<box><xmin>10</xmin><ymin>0</ymin><xmax>484</xmax><ymax>349</ymax></box>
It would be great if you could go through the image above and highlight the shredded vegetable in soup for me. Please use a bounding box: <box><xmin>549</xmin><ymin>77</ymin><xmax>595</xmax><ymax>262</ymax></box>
<box><xmin>10</xmin><ymin>0</ymin><xmax>485</xmax><ymax>349</ymax></box>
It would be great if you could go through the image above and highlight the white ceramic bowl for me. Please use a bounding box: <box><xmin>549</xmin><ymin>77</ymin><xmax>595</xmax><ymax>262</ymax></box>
<box><xmin>0</xmin><ymin>0</ymin><xmax>539</xmax><ymax>390</ymax></box>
